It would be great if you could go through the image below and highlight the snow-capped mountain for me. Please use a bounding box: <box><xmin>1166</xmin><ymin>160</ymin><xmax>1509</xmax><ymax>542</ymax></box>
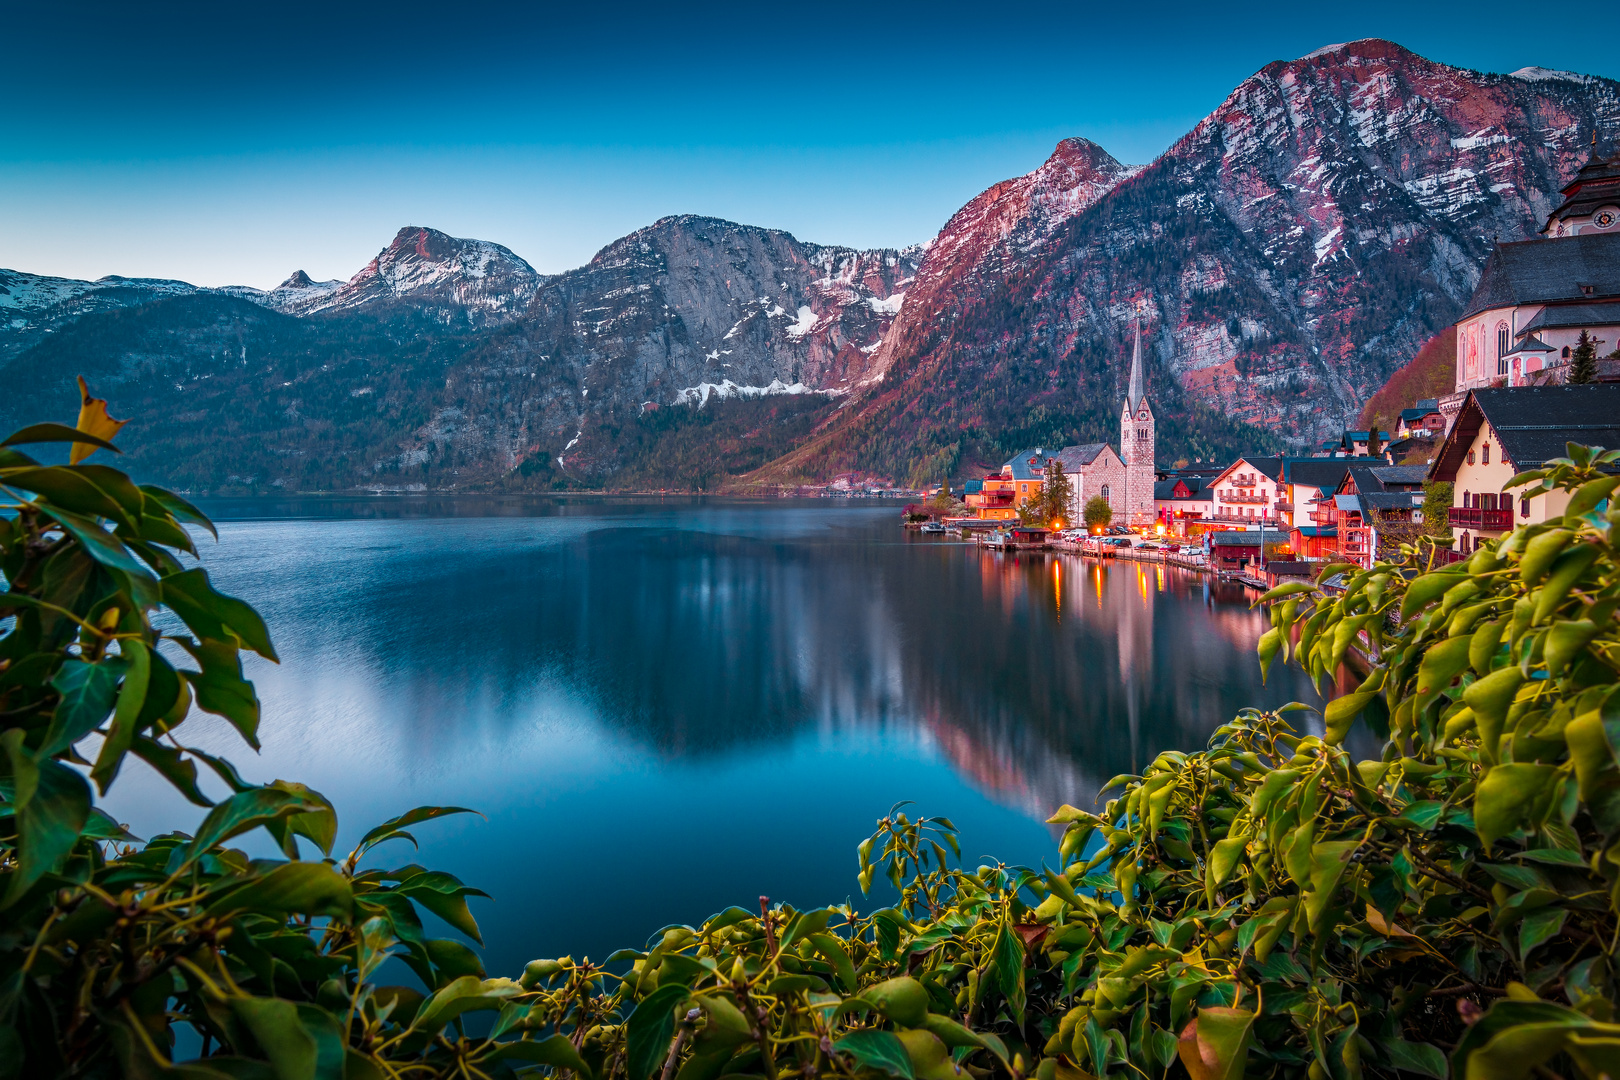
<box><xmin>768</xmin><ymin>39</ymin><xmax>1620</xmax><ymax>483</ymax></box>
<box><xmin>289</xmin><ymin>227</ymin><xmax>544</xmax><ymax>326</ymax></box>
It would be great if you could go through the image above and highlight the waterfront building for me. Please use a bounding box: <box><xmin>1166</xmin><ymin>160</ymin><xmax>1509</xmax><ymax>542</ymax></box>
<box><xmin>1429</xmin><ymin>384</ymin><xmax>1620</xmax><ymax>553</ymax></box>
<box><xmin>1154</xmin><ymin>475</ymin><xmax>1212</xmax><ymax>532</ymax></box>
<box><xmin>1119</xmin><ymin>320</ymin><xmax>1157</xmax><ymax>527</ymax></box>
<box><xmin>1203</xmin><ymin>457</ymin><xmax>1285</xmax><ymax>527</ymax></box>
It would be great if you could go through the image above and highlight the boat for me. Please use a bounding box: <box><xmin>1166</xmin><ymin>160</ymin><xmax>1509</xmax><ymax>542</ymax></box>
<box><xmin>920</xmin><ymin>521</ymin><xmax>946</xmax><ymax>534</ymax></box>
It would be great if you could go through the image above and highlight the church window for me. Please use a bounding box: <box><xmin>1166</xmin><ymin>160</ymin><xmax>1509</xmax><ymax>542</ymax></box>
<box><xmin>1496</xmin><ymin>324</ymin><xmax>1510</xmax><ymax>374</ymax></box>
<box><xmin>1100</xmin><ymin>485</ymin><xmax>1110</xmax><ymax>500</ymax></box>
<box><xmin>1563</xmin><ymin>346</ymin><xmax>1572</xmax><ymax>359</ymax></box>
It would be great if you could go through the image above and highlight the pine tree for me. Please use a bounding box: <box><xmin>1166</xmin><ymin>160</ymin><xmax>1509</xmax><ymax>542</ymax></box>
<box><xmin>1568</xmin><ymin>329</ymin><xmax>1601</xmax><ymax>385</ymax></box>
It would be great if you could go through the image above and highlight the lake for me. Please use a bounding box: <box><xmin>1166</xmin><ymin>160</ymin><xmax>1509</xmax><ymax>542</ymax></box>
<box><xmin>101</xmin><ymin>497</ymin><xmax>1323</xmax><ymax>977</ymax></box>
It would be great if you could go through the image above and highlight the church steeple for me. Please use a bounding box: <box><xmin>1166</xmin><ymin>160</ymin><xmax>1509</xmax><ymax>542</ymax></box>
<box><xmin>1125</xmin><ymin>317</ymin><xmax>1145</xmax><ymax>412</ymax></box>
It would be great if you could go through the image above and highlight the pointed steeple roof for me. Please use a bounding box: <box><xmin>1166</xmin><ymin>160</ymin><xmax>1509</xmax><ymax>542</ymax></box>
<box><xmin>1125</xmin><ymin>317</ymin><xmax>1145</xmax><ymax>411</ymax></box>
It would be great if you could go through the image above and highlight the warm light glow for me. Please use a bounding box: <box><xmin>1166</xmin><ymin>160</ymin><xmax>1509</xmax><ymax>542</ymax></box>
<box><xmin>1155</xmin><ymin>524</ymin><xmax>1165</xmax><ymax>535</ymax></box>
<box><xmin>1051</xmin><ymin>520</ymin><xmax>1064</xmax><ymax>530</ymax></box>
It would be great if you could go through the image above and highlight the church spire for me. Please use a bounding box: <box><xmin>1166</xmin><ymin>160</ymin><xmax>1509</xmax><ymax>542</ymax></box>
<box><xmin>1126</xmin><ymin>316</ymin><xmax>1144</xmax><ymax>410</ymax></box>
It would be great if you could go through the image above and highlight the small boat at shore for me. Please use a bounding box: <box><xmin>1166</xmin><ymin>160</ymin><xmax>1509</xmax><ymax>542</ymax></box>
<box><xmin>920</xmin><ymin>521</ymin><xmax>946</xmax><ymax>534</ymax></box>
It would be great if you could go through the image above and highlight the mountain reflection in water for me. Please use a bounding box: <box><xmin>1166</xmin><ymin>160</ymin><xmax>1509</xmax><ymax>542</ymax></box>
<box><xmin>98</xmin><ymin>499</ymin><xmax>1323</xmax><ymax>973</ymax></box>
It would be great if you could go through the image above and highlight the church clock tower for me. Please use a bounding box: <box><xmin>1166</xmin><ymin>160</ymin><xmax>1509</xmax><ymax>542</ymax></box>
<box><xmin>1119</xmin><ymin>319</ymin><xmax>1156</xmax><ymax>527</ymax></box>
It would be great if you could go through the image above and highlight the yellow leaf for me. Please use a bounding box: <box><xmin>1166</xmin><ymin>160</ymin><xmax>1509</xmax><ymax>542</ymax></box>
<box><xmin>1364</xmin><ymin>903</ymin><xmax>1417</xmax><ymax>939</ymax></box>
<box><xmin>71</xmin><ymin>376</ymin><xmax>127</xmax><ymax>464</ymax></box>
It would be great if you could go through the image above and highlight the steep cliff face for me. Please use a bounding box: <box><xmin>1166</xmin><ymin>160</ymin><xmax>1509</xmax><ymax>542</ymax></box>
<box><xmin>767</xmin><ymin>40</ymin><xmax>1620</xmax><ymax>483</ymax></box>
<box><xmin>374</xmin><ymin>216</ymin><xmax>923</xmax><ymax>478</ymax></box>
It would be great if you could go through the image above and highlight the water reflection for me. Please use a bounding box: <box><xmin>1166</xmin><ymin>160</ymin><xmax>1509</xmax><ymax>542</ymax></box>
<box><xmin>98</xmin><ymin>500</ymin><xmax>1323</xmax><ymax>971</ymax></box>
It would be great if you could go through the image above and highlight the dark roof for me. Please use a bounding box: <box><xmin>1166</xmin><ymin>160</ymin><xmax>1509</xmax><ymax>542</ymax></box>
<box><xmin>1430</xmin><ymin>384</ymin><xmax>1620</xmax><ymax>479</ymax></box>
<box><xmin>1518</xmin><ymin>301</ymin><xmax>1620</xmax><ymax>336</ymax></box>
<box><xmin>1052</xmin><ymin>443</ymin><xmax>1117</xmax><ymax>472</ymax></box>
<box><xmin>1293</xmin><ymin>526</ymin><xmax>1337</xmax><ymax>537</ymax></box>
<box><xmin>1461</xmin><ymin>232</ymin><xmax>1620</xmax><ymax>319</ymax></box>
<box><xmin>1281</xmin><ymin>458</ymin><xmax>1352</xmax><ymax>491</ymax></box>
<box><xmin>1208</xmin><ymin>528</ymin><xmax>1287</xmax><ymax>546</ymax></box>
<box><xmin>1219</xmin><ymin>456</ymin><xmax>1284</xmax><ymax>483</ymax></box>
<box><xmin>1543</xmin><ymin>152</ymin><xmax>1620</xmax><ymax>231</ymax></box>
<box><xmin>1002</xmin><ymin>448</ymin><xmax>1050</xmax><ymax>480</ymax></box>
<box><xmin>1348</xmin><ymin>466</ymin><xmax>1387</xmax><ymax>493</ymax></box>
<box><xmin>1154</xmin><ymin>477</ymin><xmax>1206</xmax><ymax>500</ymax></box>
<box><xmin>1363</xmin><ymin>491</ymin><xmax>1423</xmax><ymax>510</ymax></box>
<box><xmin>1414</xmin><ymin>398</ymin><xmax>1438</xmax><ymax>410</ymax></box>
<box><xmin>1367</xmin><ymin>465</ymin><xmax>1428</xmax><ymax>488</ymax></box>
<box><xmin>1266</xmin><ymin>561</ymin><xmax>1318</xmax><ymax>575</ymax></box>
<box><xmin>1511</xmin><ymin>334</ymin><xmax>1557</xmax><ymax>353</ymax></box>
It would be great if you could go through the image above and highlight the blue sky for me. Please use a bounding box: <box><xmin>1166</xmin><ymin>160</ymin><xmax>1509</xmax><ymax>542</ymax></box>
<box><xmin>3</xmin><ymin>0</ymin><xmax>1616</xmax><ymax>288</ymax></box>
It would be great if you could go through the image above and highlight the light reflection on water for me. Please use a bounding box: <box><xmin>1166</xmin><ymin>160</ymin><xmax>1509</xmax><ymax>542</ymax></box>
<box><xmin>101</xmin><ymin>498</ymin><xmax>1322</xmax><ymax>975</ymax></box>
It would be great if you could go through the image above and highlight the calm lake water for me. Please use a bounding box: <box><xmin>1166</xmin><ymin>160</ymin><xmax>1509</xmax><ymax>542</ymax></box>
<box><xmin>102</xmin><ymin>498</ymin><xmax>1322</xmax><ymax>976</ymax></box>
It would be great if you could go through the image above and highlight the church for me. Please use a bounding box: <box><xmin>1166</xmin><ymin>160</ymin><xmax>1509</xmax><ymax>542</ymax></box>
<box><xmin>1450</xmin><ymin>144</ymin><xmax>1620</xmax><ymax>399</ymax></box>
<box><xmin>990</xmin><ymin>320</ymin><xmax>1156</xmax><ymax>527</ymax></box>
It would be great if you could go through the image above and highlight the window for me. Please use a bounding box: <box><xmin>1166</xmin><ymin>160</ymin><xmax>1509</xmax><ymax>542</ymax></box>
<box><xmin>1483</xmin><ymin>493</ymin><xmax>1496</xmax><ymax>511</ymax></box>
<box><xmin>1467</xmin><ymin>450</ymin><xmax>1475</xmax><ymax>465</ymax></box>
<box><xmin>1497</xmin><ymin>324</ymin><xmax>1510</xmax><ymax>374</ymax></box>
<box><xmin>1521</xmin><ymin>497</ymin><xmax>1531</xmax><ymax>518</ymax></box>
<box><xmin>1563</xmin><ymin>346</ymin><xmax>1572</xmax><ymax>359</ymax></box>
<box><xmin>1482</xmin><ymin>443</ymin><xmax>1490</xmax><ymax>464</ymax></box>
<box><xmin>1462</xmin><ymin>489</ymin><xmax>1471</xmax><ymax>508</ymax></box>
<box><xmin>1100</xmin><ymin>485</ymin><xmax>1110</xmax><ymax>500</ymax></box>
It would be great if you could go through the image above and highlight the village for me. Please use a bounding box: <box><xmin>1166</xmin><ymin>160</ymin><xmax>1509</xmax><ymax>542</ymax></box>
<box><xmin>906</xmin><ymin>147</ymin><xmax>1620</xmax><ymax>591</ymax></box>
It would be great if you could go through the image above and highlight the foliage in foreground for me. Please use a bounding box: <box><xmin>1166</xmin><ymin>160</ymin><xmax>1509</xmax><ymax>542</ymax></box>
<box><xmin>4</xmin><ymin>388</ymin><xmax>1620</xmax><ymax>1080</ymax></box>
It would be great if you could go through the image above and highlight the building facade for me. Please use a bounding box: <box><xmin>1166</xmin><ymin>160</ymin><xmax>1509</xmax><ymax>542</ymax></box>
<box><xmin>1119</xmin><ymin>321</ymin><xmax>1156</xmax><ymax>527</ymax></box>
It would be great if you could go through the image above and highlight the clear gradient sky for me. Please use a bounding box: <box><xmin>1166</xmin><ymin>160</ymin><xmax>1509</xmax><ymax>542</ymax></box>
<box><xmin>3</xmin><ymin>1</ymin><xmax>1616</xmax><ymax>288</ymax></box>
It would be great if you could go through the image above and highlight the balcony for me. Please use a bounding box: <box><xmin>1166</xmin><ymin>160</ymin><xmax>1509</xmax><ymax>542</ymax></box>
<box><xmin>1274</xmin><ymin>501</ymin><xmax>1294</xmax><ymax>512</ymax></box>
<box><xmin>1230</xmin><ymin>476</ymin><xmax>1257</xmax><ymax>487</ymax></box>
<box><xmin>1219</xmin><ymin>492</ymin><xmax>1270</xmax><ymax>504</ymax></box>
<box><xmin>1448</xmin><ymin>507</ymin><xmax>1513</xmax><ymax>531</ymax></box>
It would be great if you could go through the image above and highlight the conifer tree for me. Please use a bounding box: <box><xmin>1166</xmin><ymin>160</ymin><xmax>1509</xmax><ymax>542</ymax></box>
<box><xmin>1568</xmin><ymin>329</ymin><xmax>1601</xmax><ymax>384</ymax></box>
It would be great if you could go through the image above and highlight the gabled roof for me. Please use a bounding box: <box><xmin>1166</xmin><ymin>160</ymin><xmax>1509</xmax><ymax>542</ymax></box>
<box><xmin>1511</xmin><ymin>334</ymin><xmax>1557</xmax><ymax>354</ymax></box>
<box><xmin>1209</xmin><ymin>529</ymin><xmax>1285</xmax><ymax>546</ymax></box>
<box><xmin>1362</xmin><ymin>491</ymin><xmax>1423</xmax><ymax>511</ymax></box>
<box><xmin>1543</xmin><ymin>151</ymin><xmax>1620</xmax><ymax>232</ymax></box>
<box><xmin>1461</xmin><ymin>232</ymin><xmax>1620</xmax><ymax>319</ymax></box>
<box><xmin>1053</xmin><ymin>443</ymin><xmax>1120</xmax><ymax>472</ymax></box>
<box><xmin>1002</xmin><ymin>448</ymin><xmax>1051</xmax><ymax>480</ymax></box>
<box><xmin>1154</xmin><ymin>477</ymin><xmax>1206</xmax><ymax>500</ymax></box>
<box><xmin>1430</xmin><ymin>385</ymin><xmax>1620</xmax><ymax>480</ymax></box>
<box><xmin>1399</xmin><ymin>404</ymin><xmax>1443</xmax><ymax>421</ymax></box>
<box><xmin>1281</xmin><ymin>458</ymin><xmax>1352</xmax><ymax>491</ymax></box>
<box><xmin>1518</xmin><ymin>301</ymin><xmax>1620</xmax><ymax>336</ymax></box>
<box><xmin>1209</xmin><ymin>456</ymin><xmax>1285</xmax><ymax>486</ymax></box>
<box><xmin>1347</xmin><ymin>466</ymin><xmax>1386</xmax><ymax>493</ymax></box>
<box><xmin>1367</xmin><ymin>464</ymin><xmax>1428</xmax><ymax>488</ymax></box>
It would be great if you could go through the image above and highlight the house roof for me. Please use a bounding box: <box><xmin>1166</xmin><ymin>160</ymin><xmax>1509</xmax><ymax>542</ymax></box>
<box><xmin>1211</xmin><ymin>456</ymin><xmax>1284</xmax><ymax>486</ymax></box>
<box><xmin>1334</xmin><ymin>494</ymin><xmax>1364</xmax><ymax>512</ymax></box>
<box><xmin>1430</xmin><ymin>385</ymin><xmax>1620</xmax><ymax>480</ymax></box>
<box><xmin>1460</xmin><ymin>232</ymin><xmax>1620</xmax><ymax>320</ymax></box>
<box><xmin>1280</xmin><ymin>458</ymin><xmax>1353</xmax><ymax>491</ymax></box>
<box><xmin>1518</xmin><ymin>301</ymin><xmax>1620</xmax><ymax>337</ymax></box>
<box><xmin>1347</xmin><ymin>466</ymin><xmax>1387</xmax><ymax>493</ymax></box>
<box><xmin>1362</xmin><ymin>491</ymin><xmax>1423</xmax><ymax>510</ymax></box>
<box><xmin>1052</xmin><ymin>442</ymin><xmax>1119</xmax><ymax>472</ymax></box>
<box><xmin>1002</xmin><ymin>448</ymin><xmax>1051</xmax><ymax>480</ymax></box>
<box><xmin>1293</xmin><ymin>526</ymin><xmax>1337</xmax><ymax>537</ymax></box>
<box><xmin>1399</xmin><ymin>404</ymin><xmax>1442</xmax><ymax>421</ymax></box>
<box><xmin>1367</xmin><ymin>465</ymin><xmax>1429</xmax><ymax>488</ymax></box>
<box><xmin>1209</xmin><ymin>530</ymin><xmax>1284</xmax><ymax>547</ymax></box>
<box><xmin>1154</xmin><ymin>477</ymin><xmax>1206</xmax><ymax>500</ymax></box>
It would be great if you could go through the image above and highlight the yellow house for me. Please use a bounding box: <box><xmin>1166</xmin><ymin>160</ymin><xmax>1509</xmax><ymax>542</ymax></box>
<box><xmin>1429</xmin><ymin>385</ymin><xmax>1620</xmax><ymax>553</ymax></box>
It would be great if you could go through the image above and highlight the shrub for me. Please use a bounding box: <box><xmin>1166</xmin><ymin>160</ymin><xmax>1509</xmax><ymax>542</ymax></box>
<box><xmin>6</xmin><ymin>387</ymin><xmax>1620</xmax><ymax>1080</ymax></box>
<box><xmin>1083</xmin><ymin>496</ymin><xmax>1113</xmax><ymax>532</ymax></box>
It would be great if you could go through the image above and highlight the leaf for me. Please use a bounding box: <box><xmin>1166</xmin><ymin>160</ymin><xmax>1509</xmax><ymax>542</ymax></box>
<box><xmin>205</xmin><ymin>862</ymin><xmax>355</xmax><ymax>921</ymax></box>
<box><xmin>1544</xmin><ymin>619</ymin><xmax>1600</xmax><ymax>674</ymax></box>
<box><xmin>1401</xmin><ymin>571</ymin><xmax>1468</xmax><ymax>619</ymax></box>
<box><xmin>1518</xmin><ymin>907</ymin><xmax>1568</xmax><ymax>959</ymax></box>
<box><xmin>262</xmin><ymin>780</ymin><xmax>338</xmax><ymax>857</ymax></box>
<box><xmin>1414</xmin><ymin>635</ymin><xmax>1472</xmax><ymax>716</ymax></box>
<box><xmin>487</xmin><ymin>1033</ymin><xmax>595</xmax><ymax>1077</ymax></box>
<box><xmin>162</xmin><ymin>568</ymin><xmax>279</xmax><ymax>661</ymax></box>
<box><xmin>177</xmin><ymin>637</ymin><xmax>262</xmax><ymax>748</ymax></box>
<box><xmin>0</xmin><ymin>421</ymin><xmax>121</xmax><ymax>454</ymax></box>
<box><xmin>836</xmin><ymin>1031</ymin><xmax>916</xmax><ymax>1080</ymax></box>
<box><xmin>807</xmin><ymin>931</ymin><xmax>859</xmax><ymax>993</ymax></box>
<box><xmin>1476</xmin><ymin>763</ymin><xmax>1559</xmax><ymax>851</ymax></box>
<box><xmin>626</xmin><ymin>984</ymin><xmax>693</xmax><ymax>1080</ymax></box>
<box><xmin>1</xmin><ymin>466</ymin><xmax>136</xmax><ymax>529</ymax></box>
<box><xmin>70</xmin><ymin>377</ymin><xmax>128</xmax><ymax>464</ymax></box>
<box><xmin>1204</xmin><ymin>836</ymin><xmax>1248</xmax><ymax>904</ymax></box>
<box><xmin>37</xmin><ymin>504</ymin><xmax>152</xmax><ymax>582</ymax></box>
<box><xmin>183</xmin><ymin>787</ymin><xmax>323</xmax><ymax>864</ymax></box>
<box><xmin>409</xmin><ymin>975</ymin><xmax>524</xmax><ymax>1036</ymax></box>
<box><xmin>129</xmin><ymin>736</ymin><xmax>213</xmax><ymax>806</ymax></box>
<box><xmin>398</xmin><ymin>870</ymin><xmax>490</xmax><ymax>944</ymax></box>
<box><xmin>140</xmin><ymin>484</ymin><xmax>217</xmax><ymax>540</ymax></box>
<box><xmin>354</xmin><ymin>805</ymin><xmax>480</xmax><ymax>859</ymax></box>
<box><xmin>1178</xmin><ymin>1007</ymin><xmax>1254</xmax><ymax>1080</ymax></box>
<box><xmin>230</xmin><ymin>996</ymin><xmax>346</xmax><ymax>1080</ymax></box>
<box><xmin>1395</xmin><ymin>800</ymin><xmax>1444</xmax><ymax>830</ymax></box>
<box><xmin>41</xmin><ymin>656</ymin><xmax>127</xmax><ymax>758</ymax></box>
<box><xmin>0</xmin><ymin>736</ymin><xmax>92</xmax><ymax>908</ymax></box>
<box><xmin>1378</xmin><ymin>1038</ymin><xmax>1446</xmax><ymax>1079</ymax></box>
<box><xmin>987</xmin><ymin>922</ymin><xmax>1026</xmax><ymax>1023</ymax></box>
<box><xmin>1323</xmin><ymin>691</ymin><xmax>1375</xmax><ymax>746</ymax></box>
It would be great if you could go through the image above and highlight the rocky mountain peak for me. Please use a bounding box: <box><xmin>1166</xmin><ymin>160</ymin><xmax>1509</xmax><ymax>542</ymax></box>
<box><xmin>278</xmin><ymin>270</ymin><xmax>317</xmax><ymax>289</ymax></box>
